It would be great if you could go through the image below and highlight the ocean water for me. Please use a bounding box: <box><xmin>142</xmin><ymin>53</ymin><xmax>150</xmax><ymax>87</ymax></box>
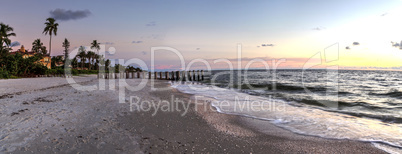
<box><xmin>171</xmin><ymin>69</ymin><xmax>402</xmax><ymax>150</ymax></box>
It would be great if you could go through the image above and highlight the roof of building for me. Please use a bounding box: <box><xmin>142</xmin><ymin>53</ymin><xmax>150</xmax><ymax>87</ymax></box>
<box><xmin>9</xmin><ymin>50</ymin><xmax>35</xmax><ymax>55</ymax></box>
<box><xmin>9</xmin><ymin>45</ymin><xmax>50</xmax><ymax>57</ymax></box>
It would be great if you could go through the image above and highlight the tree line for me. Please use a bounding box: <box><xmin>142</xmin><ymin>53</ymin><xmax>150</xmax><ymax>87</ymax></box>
<box><xmin>0</xmin><ymin>18</ymin><xmax>142</xmax><ymax>79</ymax></box>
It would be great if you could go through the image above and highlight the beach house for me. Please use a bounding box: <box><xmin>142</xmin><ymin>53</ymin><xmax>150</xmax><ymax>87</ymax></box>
<box><xmin>9</xmin><ymin>45</ymin><xmax>52</xmax><ymax>69</ymax></box>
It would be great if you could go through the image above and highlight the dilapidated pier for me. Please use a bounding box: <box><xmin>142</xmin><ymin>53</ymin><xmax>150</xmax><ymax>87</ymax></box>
<box><xmin>97</xmin><ymin>70</ymin><xmax>208</xmax><ymax>81</ymax></box>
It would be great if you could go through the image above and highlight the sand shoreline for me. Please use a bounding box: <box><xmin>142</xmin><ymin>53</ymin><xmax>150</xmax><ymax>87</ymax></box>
<box><xmin>0</xmin><ymin>76</ymin><xmax>386</xmax><ymax>153</ymax></box>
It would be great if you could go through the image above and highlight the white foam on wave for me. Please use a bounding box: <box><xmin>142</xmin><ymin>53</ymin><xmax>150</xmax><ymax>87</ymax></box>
<box><xmin>171</xmin><ymin>82</ymin><xmax>402</xmax><ymax>150</ymax></box>
<box><xmin>373</xmin><ymin>143</ymin><xmax>402</xmax><ymax>154</ymax></box>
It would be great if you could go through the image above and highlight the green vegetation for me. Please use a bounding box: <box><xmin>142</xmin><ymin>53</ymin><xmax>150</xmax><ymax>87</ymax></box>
<box><xmin>43</xmin><ymin>17</ymin><xmax>58</xmax><ymax>57</ymax></box>
<box><xmin>62</xmin><ymin>38</ymin><xmax>70</xmax><ymax>64</ymax></box>
<box><xmin>90</xmin><ymin>40</ymin><xmax>100</xmax><ymax>70</ymax></box>
<box><xmin>1</xmin><ymin>23</ymin><xmax>47</xmax><ymax>78</ymax></box>
<box><xmin>0</xmin><ymin>23</ymin><xmax>15</xmax><ymax>54</ymax></box>
<box><xmin>0</xmin><ymin>52</ymin><xmax>48</xmax><ymax>78</ymax></box>
<box><xmin>32</xmin><ymin>39</ymin><xmax>47</xmax><ymax>54</ymax></box>
<box><xmin>0</xmin><ymin>21</ymin><xmax>143</xmax><ymax>79</ymax></box>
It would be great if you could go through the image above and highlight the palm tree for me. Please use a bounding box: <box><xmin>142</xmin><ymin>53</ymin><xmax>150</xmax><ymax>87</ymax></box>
<box><xmin>71</xmin><ymin>57</ymin><xmax>78</xmax><ymax>69</ymax></box>
<box><xmin>0</xmin><ymin>23</ymin><xmax>16</xmax><ymax>68</ymax></box>
<box><xmin>41</xmin><ymin>46</ymin><xmax>47</xmax><ymax>55</ymax></box>
<box><xmin>86</xmin><ymin>51</ymin><xmax>95</xmax><ymax>70</ymax></box>
<box><xmin>77</xmin><ymin>46</ymin><xmax>86</xmax><ymax>70</ymax></box>
<box><xmin>0</xmin><ymin>23</ymin><xmax>16</xmax><ymax>54</ymax></box>
<box><xmin>91</xmin><ymin>40</ymin><xmax>100</xmax><ymax>52</ymax></box>
<box><xmin>90</xmin><ymin>40</ymin><xmax>100</xmax><ymax>70</ymax></box>
<box><xmin>62</xmin><ymin>38</ymin><xmax>70</xmax><ymax>63</ymax></box>
<box><xmin>32</xmin><ymin>39</ymin><xmax>45</xmax><ymax>54</ymax></box>
<box><xmin>43</xmin><ymin>18</ymin><xmax>59</xmax><ymax>57</ymax></box>
<box><xmin>94</xmin><ymin>54</ymin><xmax>100</xmax><ymax>70</ymax></box>
<box><xmin>105</xmin><ymin>59</ymin><xmax>111</xmax><ymax>72</ymax></box>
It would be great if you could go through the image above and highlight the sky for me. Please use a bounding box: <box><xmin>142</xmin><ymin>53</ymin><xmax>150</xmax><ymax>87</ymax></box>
<box><xmin>2</xmin><ymin>0</ymin><xmax>402</xmax><ymax>71</ymax></box>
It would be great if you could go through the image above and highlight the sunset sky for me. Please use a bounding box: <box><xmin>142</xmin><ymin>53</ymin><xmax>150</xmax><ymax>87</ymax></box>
<box><xmin>2</xmin><ymin>0</ymin><xmax>402</xmax><ymax>70</ymax></box>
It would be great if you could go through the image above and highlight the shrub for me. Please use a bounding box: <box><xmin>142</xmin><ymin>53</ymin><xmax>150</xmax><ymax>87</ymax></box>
<box><xmin>71</xmin><ymin>69</ymin><xmax>78</xmax><ymax>75</ymax></box>
<box><xmin>56</xmin><ymin>68</ymin><xmax>64</xmax><ymax>74</ymax></box>
<box><xmin>31</xmin><ymin>64</ymin><xmax>47</xmax><ymax>75</ymax></box>
<box><xmin>90</xmin><ymin>70</ymin><xmax>98</xmax><ymax>74</ymax></box>
<box><xmin>45</xmin><ymin>69</ymin><xmax>57</xmax><ymax>75</ymax></box>
<box><xmin>0</xmin><ymin>69</ymin><xmax>10</xmax><ymax>79</ymax></box>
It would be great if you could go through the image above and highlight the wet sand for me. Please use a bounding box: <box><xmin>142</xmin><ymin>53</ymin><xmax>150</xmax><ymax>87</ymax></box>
<box><xmin>0</xmin><ymin>76</ymin><xmax>386</xmax><ymax>153</ymax></box>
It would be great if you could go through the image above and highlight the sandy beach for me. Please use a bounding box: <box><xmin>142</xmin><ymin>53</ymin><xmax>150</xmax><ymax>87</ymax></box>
<box><xmin>0</xmin><ymin>76</ymin><xmax>386</xmax><ymax>153</ymax></box>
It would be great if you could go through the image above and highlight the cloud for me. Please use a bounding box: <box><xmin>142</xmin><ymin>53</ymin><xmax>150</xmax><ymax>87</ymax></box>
<box><xmin>261</xmin><ymin>44</ymin><xmax>274</xmax><ymax>47</ymax></box>
<box><xmin>391</xmin><ymin>41</ymin><xmax>402</xmax><ymax>49</ymax></box>
<box><xmin>391</xmin><ymin>41</ymin><xmax>400</xmax><ymax>47</ymax></box>
<box><xmin>353</xmin><ymin>42</ymin><xmax>360</xmax><ymax>45</ymax></box>
<box><xmin>146</xmin><ymin>21</ymin><xmax>156</xmax><ymax>27</ymax></box>
<box><xmin>312</xmin><ymin>27</ymin><xmax>325</xmax><ymax>31</ymax></box>
<box><xmin>101</xmin><ymin>42</ymin><xmax>114</xmax><ymax>45</ymax></box>
<box><xmin>345</xmin><ymin>46</ymin><xmax>350</xmax><ymax>50</ymax></box>
<box><xmin>140</xmin><ymin>34</ymin><xmax>164</xmax><ymax>40</ymax></box>
<box><xmin>50</xmin><ymin>9</ymin><xmax>91</xmax><ymax>21</ymax></box>
<box><xmin>196</xmin><ymin>48</ymin><xmax>200</xmax><ymax>50</ymax></box>
<box><xmin>132</xmin><ymin>41</ymin><xmax>143</xmax><ymax>44</ymax></box>
<box><xmin>10</xmin><ymin>41</ymin><xmax>20</xmax><ymax>47</ymax></box>
<box><xmin>141</xmin><ymin>51</ymin><xmax>147</xmax><ymax>55</ymax></box>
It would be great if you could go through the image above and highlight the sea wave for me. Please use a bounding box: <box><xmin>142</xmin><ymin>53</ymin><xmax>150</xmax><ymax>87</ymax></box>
<box><xmin>171</xmin><ymin>82</ymin><xmax>402</xmax><ymax>150</ymax></box>
<box><xmin>370</xmin><ymin>89</ymin><xmax>402</xmax><ymax>98</ymax></box>
<box><xmin>213</xmin><ymin>83</ymin><xmax>329</xmax><ymax>92</ymax></box>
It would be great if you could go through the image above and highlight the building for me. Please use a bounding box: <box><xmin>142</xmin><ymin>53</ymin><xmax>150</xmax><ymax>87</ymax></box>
<box><xmin>52</xmin><ymin>55</ymin><xmax>71</xmax><ymax>67</ymax></box>
<box><xmin>9</xmin><ymin>45</ymin><xmax>52</xmax><ymax>69</ymax></box>
<box><xmin>55</xmin><ymin>55</ymin><xmax>65</xmax><ymax>67</ymax></box>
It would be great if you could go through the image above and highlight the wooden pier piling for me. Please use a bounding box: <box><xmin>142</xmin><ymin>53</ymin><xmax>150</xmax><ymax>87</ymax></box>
<box><xmin>197</xmin><ymin>70</ymin><xmax>200</xmax><ymax>81</ymax></box>
<box><xmin>192</xmin><ymin>70</ymin><xmax>195</xmax><ymax>81</ymax></box>
<box><xmin>97</xmin><ymin>70</ymin><xmax>207</xmax><ymax>81</ymax></box>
